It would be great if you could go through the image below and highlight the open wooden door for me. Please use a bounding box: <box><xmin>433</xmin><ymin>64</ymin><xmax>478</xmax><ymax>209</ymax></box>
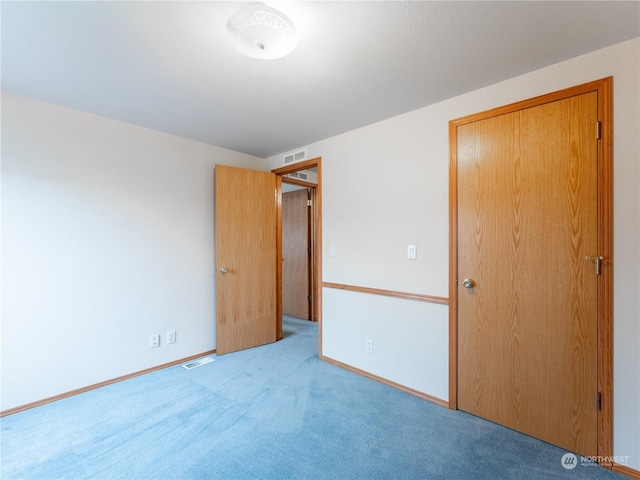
<box><xmin>215</xmin><ymin>165</ymin><xmax>277</xmax><ymax>355</ymax></box>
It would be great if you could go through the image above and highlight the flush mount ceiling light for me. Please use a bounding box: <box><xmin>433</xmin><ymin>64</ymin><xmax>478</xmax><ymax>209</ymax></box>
<box><xmin>226</xmin><ymin>3</ymin><xmax>298</xmax><ymax>60</ymax></box>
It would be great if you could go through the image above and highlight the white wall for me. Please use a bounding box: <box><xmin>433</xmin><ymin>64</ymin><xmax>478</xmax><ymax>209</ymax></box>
<box><xmin>267</xmin><ymin>38</ymin><xmax>640</xmax><ymax>469</ymax></box>
<box><xmin>1</xmin><ymin>93</ymin><xmax>265</xmax><ymax>410</ymax></box>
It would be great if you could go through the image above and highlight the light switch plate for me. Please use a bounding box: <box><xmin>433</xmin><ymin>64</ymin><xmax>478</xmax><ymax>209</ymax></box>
<box><xmin>407</xmin><ymin>244</ymin><xmax>417</xmax><ymax>260</ymax></box>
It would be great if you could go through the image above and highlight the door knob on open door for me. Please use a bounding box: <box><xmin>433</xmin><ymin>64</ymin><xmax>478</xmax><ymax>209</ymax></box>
<box><xmin>462</xmin><ymin>278</ymin><xmax>475</xmax><ymax>289</ymax></box>
<box><xmin>218</xmin><ymin>266</ymin><xmax>228</xmax><ymax>274</ymax></box>
<box><xmin>585</xmin><ymin>255</ymin><xmax>603</xmax><ymax>275</ymax></box>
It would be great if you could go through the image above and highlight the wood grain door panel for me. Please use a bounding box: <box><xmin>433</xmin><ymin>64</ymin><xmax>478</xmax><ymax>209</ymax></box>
<box><xmin>282</xmin><ymin>189</ymin><xmax>310</xmax><ymax>320</ymax></box>
<box><xmin>215</xmin><ymin>165</ymin><xmax>277</xmax><ymax>355</ymax></box>
<box><xmin>457</xmin><ymin>93</ymin><xmax>598</xmax><ymax>455</ymax></box>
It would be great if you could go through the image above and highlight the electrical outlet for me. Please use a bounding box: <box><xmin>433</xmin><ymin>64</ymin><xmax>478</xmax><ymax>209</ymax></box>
<box><xmin>365</xmin><ymin>338</ymin><xmax>373</xmax><ymax>354</ymax></box>
<box><xmin>167</xmin><ymin>330</ymin><xmax>176</xmax><ymax>344</ymax></box>
<box><xmin>150</xmin><ymin>334</ymin><xmax>160</xmax><ymax>348</ymax></box>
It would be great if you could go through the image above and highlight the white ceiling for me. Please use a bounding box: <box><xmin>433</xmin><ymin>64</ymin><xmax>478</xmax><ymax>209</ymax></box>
<box><xmin>2</xmin><ymin>1</ymin><xmax>639</xmax><ymax>158</ymax></box>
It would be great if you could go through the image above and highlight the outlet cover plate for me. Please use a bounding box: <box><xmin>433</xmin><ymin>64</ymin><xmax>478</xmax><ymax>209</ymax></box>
<box><xmin>365</xmin><ymin>339</ymin><xmax>373</xmax><ymax>353</ymax></box>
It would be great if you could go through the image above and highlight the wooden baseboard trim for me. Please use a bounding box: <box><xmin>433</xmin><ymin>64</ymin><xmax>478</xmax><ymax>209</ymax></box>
<box><xmin>0</xmin><ymin>350</ymin><xmax>216</xmax><ymax>417</ymax></box>
<box><xmin>319</xmin><ymin>354</ymin><xmax>449</xmax><ymax>408</ymax></box>
<box><xmin>322</xmin><ymin>282</ymin><xmax>448</xmax><ymax>305</ymax></box>
<box><xmin>612</xmin><ymin>463</ymin><xmax>640</xmax><ymax>479</ymax></box>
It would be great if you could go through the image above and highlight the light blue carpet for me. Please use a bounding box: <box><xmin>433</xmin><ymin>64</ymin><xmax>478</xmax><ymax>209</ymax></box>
<box><xmin>1</xmin><ymin>316</ymin><xmax>625</xmax><ymax>479</ymax></box>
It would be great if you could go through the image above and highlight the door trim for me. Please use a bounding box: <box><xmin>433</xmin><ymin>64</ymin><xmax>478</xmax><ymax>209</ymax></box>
<box><xmin>448</xmin><ymin>78</ymin><xmax>613</xmax><ymax>458</ymax></box>
<box><xmin>272</xmin><ymin>158</ymin><xmax>323</xmax><ymax>353</ymax></box>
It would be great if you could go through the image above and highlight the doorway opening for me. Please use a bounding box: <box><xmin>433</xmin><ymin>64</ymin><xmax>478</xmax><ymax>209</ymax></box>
<box><xmin>272</xmin><ymin>158</ymin><xmax>323</xmax><ymax>353</ymax></box>
<box><xmin>281</xmin><ymin>184</ymin><xmax>315</xmax><ymax>321</ymax></box>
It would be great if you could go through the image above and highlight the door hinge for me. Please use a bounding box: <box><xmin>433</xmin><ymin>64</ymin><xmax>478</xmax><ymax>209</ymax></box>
<box><xmin>307</xmin><ymin>199</ymin><xmax>312</xmax><ymax>207</ymax></box>
<box><xmin>596</xmin><ymin>392</ymin><xmax>602</xmax><ymax>410</ymax></box>
<box><xmin>596</xmin><ymin>121</ymin><xmax>601</xmax><ymax>140</ymax></box>
<box><xmin>308</xmin><ymin>295</ymin><xmax>312</xmax><ymax>302</ymax></box>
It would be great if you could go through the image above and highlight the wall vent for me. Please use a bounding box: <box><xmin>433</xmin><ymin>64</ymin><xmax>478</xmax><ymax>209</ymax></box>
<box><xmin>182</xmin><ymin>357</ymin><xmax>215</xmax><ymax>370</ymax></box>
<box><xmin>283</xmin><ymin>150</ymin><xmax>306</xmax><ymax>165</ymax></box>
<box><xmin>288</xmin><ymin>171</ymin><xmax>308</xmax><ymax>180</ymax></box>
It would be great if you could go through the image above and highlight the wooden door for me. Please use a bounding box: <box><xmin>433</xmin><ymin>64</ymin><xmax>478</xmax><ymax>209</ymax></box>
<box><xmin>215</xmin><ymin>165</ymin><xmax>277</xmax><ymax>355</ymax></box>
<box><xmin>282</xmin><ymin>188</ymin><xmax>310</xmax><ymax>320</ymax></box>
<box><xmin>456</xmin><ymin>92</ymin><xmax>599</xmax><ymax>455</ymax></box>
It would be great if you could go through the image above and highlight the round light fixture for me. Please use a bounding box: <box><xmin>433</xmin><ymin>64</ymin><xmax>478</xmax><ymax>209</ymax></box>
<box><xmin>226</xmin><ymin>3</ymin><xmax>298</xmax><ymax>60</ymax></box>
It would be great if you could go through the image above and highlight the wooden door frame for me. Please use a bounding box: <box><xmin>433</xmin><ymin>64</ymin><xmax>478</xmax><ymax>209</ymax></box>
<box><xmin>272</xmin><ymin>157</ymin><xmax>323</xmax><ymax>351</ymax></box>
<box><xmin>448</xmin><ymin>78</ymin><xmax>613</xmax><ymax>458</ymax></box>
